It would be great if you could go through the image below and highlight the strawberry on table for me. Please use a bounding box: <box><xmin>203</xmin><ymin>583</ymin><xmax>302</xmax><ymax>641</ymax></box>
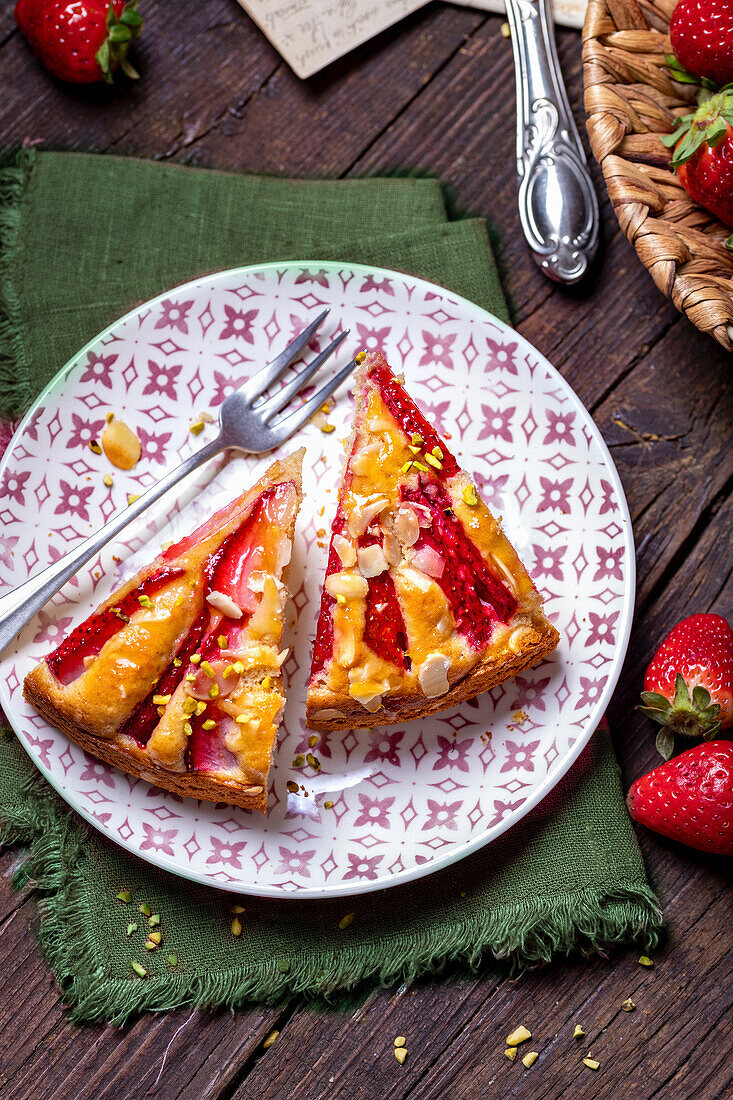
<box><xmin>662</xmin><ymin>87</ymin><xmax>733</xmax><ymax>229</ymax></box>
<box><xmin>627</xmin><ymin>741</ymin><xmax>733</xmax><ymax>856</ymax></box>
<box><xmin>14</xmin><ymin>0</ymin><xmax>143</xmax><ymax>84</ymax></box>
<box><xmin>640</xmin><ymin>613</ymin><xmax>733</xmax><ymax>759</ymax></box>
<box><xmin>670</xmin><ymin>0</ymin><xmax>733</xmax><ymax>88</ymax></box>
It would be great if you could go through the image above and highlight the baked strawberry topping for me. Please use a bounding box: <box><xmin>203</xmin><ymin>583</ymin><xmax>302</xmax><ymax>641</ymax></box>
<box><xmin>364</xmin><ymin>569</ymin><xmax>408</xmax><ymax>670</ymax></box>
<box><xmin>47</xmin><ymin>565</ymin><xmax>184</xmax><ymax>686</ymax></box>
<box><xmin>310</xmin><ymin>529</ymin><xmax>341</xmax><ymax>675</ymax></box>
<box><xmin>121</xmin><ymin>611</ymin><xmax>207</xmax><ymax>747</ymax></box>
<box><xmin>367</xmin><ymin>357</ymin><xmax>459</xmax><ymax>479</ymax></box>
<box><xmin>403</xmin><ymin>480</ymin><xmax>516</xmax><ymax>646</ymax></box>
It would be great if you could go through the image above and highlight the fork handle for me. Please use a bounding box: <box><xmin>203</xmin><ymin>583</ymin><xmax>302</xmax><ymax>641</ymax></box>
<box><xmin>0</xmin><ymin>436</ymin><xmax>223</xmax><ymax>657</ymax></box>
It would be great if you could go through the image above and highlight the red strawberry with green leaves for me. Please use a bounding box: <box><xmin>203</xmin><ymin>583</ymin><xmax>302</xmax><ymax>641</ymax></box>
<box><xmin>661</xmin><ymin>87</ymin><xmax>733</xmax><ymax>228</ymax></box>
<box><xmin>627</xmin><ymin>741</ymin><xmax>733</xmax><ymax>856</ymax></box>
<box><xmin>15</xmin><ymin>0</ymin><xmax>142</xmax><ymax>84</ymax></box>
<box><xmin>669</xmin><ymin>0</ymin><xmax>733</xmax><ymax>89</ymax></box>
<box><xmin>640</xmin><ymin>613</ymin><xmax>733</xmax><ymax>759</ymax></box>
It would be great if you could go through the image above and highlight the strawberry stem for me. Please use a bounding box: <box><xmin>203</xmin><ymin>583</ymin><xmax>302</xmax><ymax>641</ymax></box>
<box><xmin>95</xmin><ymin>0</ymin><xmax>143</xmax><ymax>83</ymax></box>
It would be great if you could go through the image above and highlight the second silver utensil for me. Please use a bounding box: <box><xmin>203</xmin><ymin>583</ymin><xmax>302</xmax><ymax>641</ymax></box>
<box><xmin>505</xmin><ymin>0</ymin><xmax>599</xmax><ymax>284</ymax></box>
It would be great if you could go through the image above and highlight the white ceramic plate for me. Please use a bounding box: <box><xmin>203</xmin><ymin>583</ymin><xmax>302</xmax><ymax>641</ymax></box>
<box><xmin>0</xmin><ymin>262</ymin><xmax>634</xmax><ymax>898</ymax></box>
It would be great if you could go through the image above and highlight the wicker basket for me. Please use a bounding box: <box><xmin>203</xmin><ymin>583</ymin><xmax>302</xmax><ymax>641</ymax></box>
<box><xmin>583</xmin><ymin>0</ymin><xmax>733</xmax><ymax>351</ymax></box>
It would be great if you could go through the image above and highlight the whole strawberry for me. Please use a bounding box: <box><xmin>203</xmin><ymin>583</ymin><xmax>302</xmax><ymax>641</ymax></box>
<box><xmin>640</xmin><ymin>613</ymin><xmax>733</xmax><ymax>759</ymax></box>
<box><xmin>670</xmin><ymin>0</ymin><xmax>733</xmax><ymax>88</ymax></box>
<box><xmin>627</xmin><ymin>741</ymin><xmax>733</xmax><ymax>856</ymax></box>
<box><xmin>15</xmin><ymin>0</ymin><xmax>142</xmax><ymax>84</ymax></box>
<box><xmin>662</xmin><ymin>88</ymin><xmax>733</xmax><ymax>227</ymax></box>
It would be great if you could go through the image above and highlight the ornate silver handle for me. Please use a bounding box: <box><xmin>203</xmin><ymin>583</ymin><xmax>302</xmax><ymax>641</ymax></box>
<box><xmin>505</xmin><ymin>0</ymin><xmax>599</xmax><ymax>284</ymax></box>
<box><xmin>0</xmin><ymin>437</ymin><xmax>223</xmax><ymax>656</ymax></box>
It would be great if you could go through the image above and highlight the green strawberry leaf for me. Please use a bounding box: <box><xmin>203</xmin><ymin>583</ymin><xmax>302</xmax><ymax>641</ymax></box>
<box><xmin>725</xmin><ymin>234</ymin><xmax>733</xmax><ymax>251</ymax></box>
<box><xmin>655</xmin><ymin>728</ymin><xmax>675</xmax><ymax>760</ymax></box>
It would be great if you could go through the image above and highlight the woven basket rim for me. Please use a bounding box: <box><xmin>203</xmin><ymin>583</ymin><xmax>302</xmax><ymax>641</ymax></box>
<box><xmin>582</xmin><ymin>0</ymin><xmax>733</xmax><ymax>352</ymax></box>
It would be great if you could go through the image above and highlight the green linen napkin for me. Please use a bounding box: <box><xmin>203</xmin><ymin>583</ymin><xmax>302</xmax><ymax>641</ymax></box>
<box><xmin>0</xmin><ymin>149</ymin><xmax>661</xmax><ymax>1022</ymax></box>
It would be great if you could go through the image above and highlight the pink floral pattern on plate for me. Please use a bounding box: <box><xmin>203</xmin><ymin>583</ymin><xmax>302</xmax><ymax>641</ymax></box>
<box><xmin>0</xmin><ymin>262</ymin><xmax>634</xmax><ymax>899</ymax></box>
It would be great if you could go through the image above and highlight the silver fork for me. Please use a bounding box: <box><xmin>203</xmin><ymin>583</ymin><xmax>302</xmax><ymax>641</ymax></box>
<box><xmin>0</xmin><ymin>309</ymin><xmax>355</xmax><ymax>656</ymax></box>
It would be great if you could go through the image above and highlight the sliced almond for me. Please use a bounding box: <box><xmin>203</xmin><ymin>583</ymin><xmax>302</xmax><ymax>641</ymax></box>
<box><xmin>325</xmin><ymin>570</ymin><xmax>369</xmax><ymax>601</ymax></box>
<box><xmin>490</xmin><ymin>552</ymin><xmax>518</xmax><ymax>595</ymax></box>
<box><xmin>357</xmin><ymin>543</ymin><xmax>387</xmax><ymax>578</ymax></box>
<box><xmin>312</xmin><ymin>708</ymin><xmax>346</xmax><ymax>720</ymax></box>
<box><xmin>411</xmin><ymin>545</ymin><xmax>444</xmax><ymax>579</ymax></box>
<box><xmin>347</xmin><ymin>495</ymin><xmax>389</xmax><ymax>539</ymax></box>
<box><xmin>101</xmin><ymin>419</ymin><xmax>141</xmax><ymax>470</ymax></box>
<box><xmin>418</xmin><ymin>652</ymin><xmax>450</xmax><ymax>698</ymax></box>
<box><xmin>394</xmin><ymin>505</ymin><xmax>420</xmax><ymax>547</ymax></box>
<box><xmin>333</xmin><ymin>533</ymin><xmax>357</xmax><ymax>567</ymax></box>
<box><xmin>206</xmin><ymin>590</ymin><xmax>243</xmax><ymax>619</ymax></box>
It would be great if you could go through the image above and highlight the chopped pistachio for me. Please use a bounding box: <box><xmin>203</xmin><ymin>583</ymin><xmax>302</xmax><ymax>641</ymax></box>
<box><xmin>262</xmin><ymin>675</ymin><xmax>273</xmax><ymax>690</ymax></box>
<box><xmin>400</xmin><ymin>460</ymin><xmax>414</xmax><ymax>475</ymax></box>
<box><xmin>286</xmin><ymin>780</ymin><xmax>299</xmax><ymax>794</ymax></box>
<box><xmin>209</xmin><ymin>683</ymin><xmax>220</xmax><ymax>699</ymax></box>
<box><xmin>231</xmin><ymin>917</ymin><xmax>243</xmax><ymax>936</ymax></box>
<box><xmin>394</xmin><ymin>1037</ymin><xmax>406</xmax><ymax>1048</ymax></box>
<box><xmin>148</xmin><ymin>913</ymin><xmax>160</xmax><ymax>927</ymax></box>
<box><xmin>522</xmin><ymin>1052</ymin><xmax>538</xmax><ymax>1068</ymax></box>
<box><xmin>173</xmin><ymin>657</ymin><xmax>182</xmax><ymax>667</ymax></box>
<box><xmin>306</xmin><ymin>752</ymin><xmax>321</xmax><ymax>770</ymax></box>
<box><xmin>230</xmin><ymin>904</ymin><xmax>245</xmax><ymax>914</ymax></box>
<box><xmin>583</xmin><ymin>1058</ymin><xmax>600</xmax><ymax>1070</ymax></box>
<box><xmin>355</xmin><ymin>351</ymin><xmax>367</xmax><ymax>364</ymax></box>
<box><xmin>138</xmin><ymin>594</ymin><xmax>153</xmax><ymax>608</ymax></box>
<box><xmin>202</xmin><ymin>719</ymin><xmax>217</xmax><ymax>730</ymax></box>
<box><xmin>412</xmin><ymin>460</ymin><xmax>429</xmax><ymax>473</ymax></box>
<box><xmin>621</xmin><ymin>998</ymin><xmax>636</xmax><ymax>1012</ymax></box>
<box><xmin>148</xmin><ymin>930</ymin><xmax>162</xmax><ymax>945</ymax></box>
<box><xmin>462</xmin><ymin>484</ymin><xmax>479</xmax><ymax>506</ymax></box>
<box><xmin>185</xmin><ymin>673</ymin><xmax>196</xmax><ymax>682</ymax></box>
<box><xmin>152</xmin><ymin>694</ymin><xmax>171</xmax><ymax>705</ymax></box>
<box><xmin>307</xmin><ymin>734</ymin><xmax>319</xmax><ymax>748</ymax></box>
<box><xmin>218</xmin><ymin>635</ymin><xmax>228</xmax><ymax>649</ymax></box>
<box><xmin>182</xmin><ymin>697</ymin><xmax>197</xmax><ymax>716</ymax></box>
<box><xmin>293</xmin><ymin>754</ymin><xmax>305</xmax><ymax>767</ymax></box>
<box><xmin>183</xmin><ymin>721</ymin><xmax>193</xmax><ymax>737</ymax></box>
<box><xmin>157</xmin><ymin>707</ymin><xmax>165</xmax><ymax>717</ymax></box>
<box><xmin>106</xmin><ymin>411</ymin><xmax>114</xmax><ymax>423</ymax></box>
<box><xmin>408</xmin><ymin>445</ymin><xmax>422</xmax><ymax>455</ymax></box>
<box><xmin>394</xmin><ymin>1048</ymin><xmax>407</xmax><ymax>1065</ymax></box>
<box><xmin>573</xmin><ymin>1024</ymin><xmax>585</xmax><ymax>1039</ymax></box>
<box><xmin>190</xmin><ymin>420</ymin><xmax>206</xmax><ymax>435</ymax></box>
<box><xmin>145</xmin><ymin>939</ymin><xmax>157</xmax><ymax>950</ymax></box>
<box><xmin>506</xmin><ymin>1026</ymin><xmax>531</xmax><ymax>1046</ymax></box>
<box><xmin>263</xmin><ymin>1030</ymin><xmax>279</xmax><ymax>1049</ymax></box>
<box><xmin>167</xmin><ymin>954</ymin><xmax>178</xmax><ymax>967</ymax></box>
<box><xmin>195</xmin><ymin>700</ymin><xmax>207</xmax><ymax>716</ymax></box>
<box><xmin>638</xmin><ymin>955</ymin><xmax>654</xmax><ymax>967</ymax></box>
<box><xmin>423</xmin><ymin>452</ymin><xmax>442</xmax><ymax>470</ymax></box>
<box><xmin>103</xmin><ymin>473</ymin><xmax>113</xmax><ymax>488</ymax></box>
<box><xmin>201</xmin><ymin>659</ymin><xmax>215</xmax><ymax>678</ymax></box>
<box><xmin>320</xmin><ymin>422</ymin><xmax>336</xmax><ymax>434</ymax></box>
<box><xmin>131</xmin><ymin>960</ymin><xmax>147</xmax><ymax>978</ymax></box>
<box><xmin>505</xmin><ymin>1047</ymin><xmax>518</xmax><ymax>1061</ymax></box>
<box><xmin>411</xmin><ymin>433</ymin><xmax>423</xmax><ymax>446</ymax></box>
<box><xmin>127</xmin><ymin>493</ymin><xmax>140</xmax><ymax>505</ymax></box>
<box><xmin>339</xmin><ymin>912</ymin><xmax>355</xmax><ymax>930</ymax></box>
<box><xmin>323</xmin><ymin>800</ymin><xmax>334</xmax><ymax>809</ymax></box>
<box><xmin>126</xmin><ymin>923</ymin><xmax>138</xmax><ymax>936</ymax></box>
<box><xmin>89</xmin><ymin>440</ymin><xmax>102</xmax><ymax>454</ymax></box>
<box><xmin>335</xmin><ymin>593</ymin><xmax>347</xmax><ymax>605</ymax></box>
<box><xmin>432</xmin><ymin>446</ymin><xmax>443</xmax><ymax>459</ymax></box>
<box><xmin>138</xmin><ymin>902</ymin><xmax>151</xmax><ymax>917</ymax></box>
<box><xmin>116</xmin><ymin>890</ymin><xmax>132</xmax><ymax>903</ymax></box>
<box><xmin>190</xmin><ymin>654</ymin><xmax>202</xmax><ymax>664</ymax></box>
<box><xmin>223</xmin><ymin>664</ymin><xmax>235</xmax><ymax>679</ymax></box>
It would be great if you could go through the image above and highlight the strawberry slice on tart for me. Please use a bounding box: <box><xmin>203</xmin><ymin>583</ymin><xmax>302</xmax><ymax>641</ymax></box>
<box><xmin>24</xmin><ymin>451</ymin><xmax>304</xmax><ymax>812</ymax></box>
<box><xmin>306</xmin><ymin>353</ymin><xmax>559</xmax><ymax>732</ymax></box>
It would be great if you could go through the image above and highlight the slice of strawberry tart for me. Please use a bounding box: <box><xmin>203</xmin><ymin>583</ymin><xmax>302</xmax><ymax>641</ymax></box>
<box><xmin>306</xmin><ymin>353</ymin><xmax>559</xmax><ymax>731</ymax></box>
<box><xmin>24</xmin><ymin>451</ymin><xmax>303</xmax><ymax>812</ymax></box>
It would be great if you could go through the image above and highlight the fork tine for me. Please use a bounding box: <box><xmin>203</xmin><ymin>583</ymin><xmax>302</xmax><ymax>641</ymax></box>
<box><xmin>257</xmin><ymin>330</ymin><xmax>349</xmax><ymax>422</ymax></box>
<box><xmin>270</xmin><ymin>356</ymin><xmax>358</xmax><ymax>440</ymax></box>
<box><xmin>240</xmin><ymin>308</ymin><xmax>330</xmax><ymax>403</ymax></box>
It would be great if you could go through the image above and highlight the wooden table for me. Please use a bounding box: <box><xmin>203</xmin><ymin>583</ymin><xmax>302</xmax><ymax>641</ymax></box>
<box><xmin>2</xmin><ymin>3</ymin><xmax>731</xmax><ymax>1098</ymax></box>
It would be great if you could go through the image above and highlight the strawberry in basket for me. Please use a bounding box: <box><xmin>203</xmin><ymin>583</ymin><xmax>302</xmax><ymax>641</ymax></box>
<box><xmin>662</xmin><ymin>88</ymin><xmax>733</xmax><ymax>229</ymax></box>
<box><xmin>669</xmin><ymin>0</ymin><xmax>733</xmax><ymax>88</ymax></box>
